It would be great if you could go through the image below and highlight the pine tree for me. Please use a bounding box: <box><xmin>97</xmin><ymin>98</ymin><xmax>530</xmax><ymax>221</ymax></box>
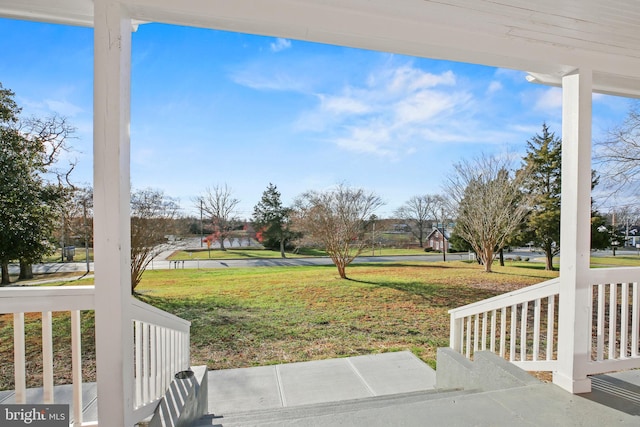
<box><xmin>520</xmin><ymin>123</ymin><xmax>562</xmax><ymax>271</ymax></box>
<box><xmin>252</xmin><ymin>183</ymin><xmax>294</xmax><ymax>258</ymax></box>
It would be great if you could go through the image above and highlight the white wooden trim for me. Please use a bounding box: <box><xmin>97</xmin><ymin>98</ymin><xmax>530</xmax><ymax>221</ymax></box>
<box><xmin>521</xmin><ymin>301</ymin><xmax>528</xmax><ymax>362</ymax></box>
<box><xmin>93</xmin><ymin>0</ymin><xmax>134</xmax><ymax>425</ymax></box>
<box><xmin>554</xmin><ymin>68</ymin><xmax>593</xmax><ymax>394</ymax></box>
<box><xmin>449</xmin><ymin>278</ymin><xmax>559</xmax><ymax>318</ymax></box>
<box><xmin>585</xmin><ymin>357</ymin><xmax>640</xmax><ymax>375</ymax></box>
<box><xmin>546</xmin><ymin>295</ymin><xmax>555</xmax><ymax>361</ymax></box>
<box><xmin>130</xmin><ymin>298</ymin><xmax>190</xmax><ymax>332</ymax></box>
<box><xmin>71</xmin><ymin>310</ymin><xmax>84</xmax><ymax>427</ymax></box>
<box><xmin>621</xmin><ymin>283</ymin><xmax>629</xmax><ymax>358</ymax></box>
<box><xmin>13</xmin><ymin>312</ymin><xmax>26</xmax><ymax>404</ymax></box>
<box><xmin>609</xmin><ymin>284</ymin><xmax>617</xmax><ymax>360</ymax></box>
<box><xmin>0</xmin><ymin>286</ymin><xmax>95</xmax><ymax>313</ymax></box>
<box><xmin>42</xmin><ymin>311</ymin><xmax>54</xmax><ymax>403</ymax></box>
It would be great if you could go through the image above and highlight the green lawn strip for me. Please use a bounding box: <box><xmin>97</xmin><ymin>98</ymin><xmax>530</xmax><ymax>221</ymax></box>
<box><xmin>590</xmin><ymin>255</ymin><xmax>640</xmax><ymax>267</ymax></box>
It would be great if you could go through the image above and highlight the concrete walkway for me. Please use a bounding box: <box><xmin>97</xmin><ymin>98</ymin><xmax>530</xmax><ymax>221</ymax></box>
<box><xmin>207</xmin><ymin>351</ymin><xmax>436</xmax><ymax>415</ymax></box>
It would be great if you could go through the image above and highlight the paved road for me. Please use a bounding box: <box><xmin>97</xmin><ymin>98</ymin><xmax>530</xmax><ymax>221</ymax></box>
<box><xmin>11</xmin><ymin>248</ymin><xmax>637</xmax><ymax>276</ymax></box>
<box><xmin>9</xmin><ymin>250</ymin><xmax>543</xmax><ymax>275</ymax></box>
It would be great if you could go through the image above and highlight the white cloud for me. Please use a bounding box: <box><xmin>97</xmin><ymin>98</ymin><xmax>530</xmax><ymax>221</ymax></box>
<box><xmin>231</xmin><ymin>70</ymin><xmax>309</xmax><ymax>92</ymax></box>
<box><xmin>44</xmin><ymin>99</ymin><xmax>84</xmax><ymax>117</ymax></box>
<box><xmin>270</xmin><ymin>38</ymin><xmax>291</xmax><ymax>52</ymax></box>
<box><xmin>318</xmin><ymin>94</ymin><xmax>371</xmax><ymax>115</ymax></box>
<box><xmin>533</xmin><ymin>87</ymin><xmax>563</xmax><ymax>111</ymax></box>
<box><xmin>487</xmin><ymin>80</ymin><xmax>503</xmax><ymax>94</ymax></box>
<box><xmin>297</xmin><ymin>63</ymin><xmax>475</xmax><ymax>156</ymax></box>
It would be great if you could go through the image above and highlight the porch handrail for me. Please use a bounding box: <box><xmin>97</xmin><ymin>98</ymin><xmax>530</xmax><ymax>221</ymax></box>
<box><xmin>449</xmin><ymin>278</ymin><xmax>560</xmax><ymax>371</ymax></box>
<box><xmin>449</xmin><ymin>278</ymin><xmax>560</xmax><ymax>318</ymax></box>
<box><xmin>0</xmin><ymin>285</ymin><xmax>95</xmax><ymax>312</ymax></box>
<box><xmin>130</xmin><ymin>298</ymin><xmax>191</xmax><ymax>422</ymax></box>
<box><xmin>0</xmin><ymin>285</ymin><xmax>95</xmax><ymax>427</ymax></box>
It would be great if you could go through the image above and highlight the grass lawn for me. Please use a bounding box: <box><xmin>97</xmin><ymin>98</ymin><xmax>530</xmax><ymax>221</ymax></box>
<box><xmin>134</xmin><ymin>261</ymin><xmax>557</xmax><ymax>371</ymax></box>
<box><xmin>590</xmin><ymin>255</ymin><xmax>640</xmax><ymax>267</ymax></box>
<box><xmin>0</xmin><ymin>260</ymin><xmax>560</xmax><ymax>390</ymax></box>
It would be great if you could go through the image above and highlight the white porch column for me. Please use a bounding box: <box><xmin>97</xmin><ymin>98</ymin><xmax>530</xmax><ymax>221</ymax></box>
<box><xmin>554</xmin><ymin>69</ymin><xmax>593</xmax><ymax>394</ymax></box>
<box><xmin>93</xmin><ymin>0</ymin><xmax>134</xmax><ymax>425</ymax></box>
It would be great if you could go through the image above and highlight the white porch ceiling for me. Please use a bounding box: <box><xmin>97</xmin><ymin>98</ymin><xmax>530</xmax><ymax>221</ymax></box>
<box><xmin>2</xmin><ymin>0</ymin><xmax>640</xmax><ymax>97</ymax></box>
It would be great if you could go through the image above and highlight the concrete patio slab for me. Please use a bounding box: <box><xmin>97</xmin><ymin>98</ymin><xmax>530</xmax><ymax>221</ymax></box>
<box><xmin>347</xmin><ymin>351</ymin><xmax>436</xmax><ymax>396</ymax></box>
<box><xmin>206</xmin><ymin>351</ymin><xmax>437</xmax><ymax>415</ymax></box>
<box><xmin>277</xmin><ymin>357</ymin><xmax>373</xmax><ymax>407</ymax></box>
<box><xmin>208</xmin><ymin>365</ymin><xmax>282</xmax><ymax>415</ymax></box>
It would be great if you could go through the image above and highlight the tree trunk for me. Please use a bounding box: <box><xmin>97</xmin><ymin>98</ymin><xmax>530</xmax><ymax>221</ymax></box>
<box><xmin>483</xmin><ymin>248</ymin><xmax>494</xmax><ymax>272</ymax></box>
<box><xmin>19</xmin><ymin>260</ymin><xmax>33</xmax><ymax>280</ymax></box>
<box><xmin>279</xmin><ymin>238</ymin><xmax>286</xmax><ymax>258</ymax></box>
<box><xmin>545</xmin><ymin>252</ymin><xmax>555</xmax><ymax>271</ymax></box>
<box><xmin>543</xmin><ymin>241</ymin><xmax>555</xmax><ymax>270</ymax></box>
<box><xmin>337</xmin><ymin>263</ymin><xmax>347</xmax><ymax>279</ymax></box>
<box><xmin>1</xmin><ymin>262</ymin><xmax>10</xmax><ymax>285</ymax></box>
<box><xmin>220</xmin><ymin>237</ymin><xmax>226</xmax><ymax>251</ymax></box>
<box><xmin>499</xmin><ymin>249</ymin><xmax>504</xmax><ymax>267</ymax></box>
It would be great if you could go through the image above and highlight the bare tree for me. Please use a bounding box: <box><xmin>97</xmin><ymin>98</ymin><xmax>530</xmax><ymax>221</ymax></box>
<box><xmin>197</xmin><ymin>184</ymin><xmax>240</xmax><ymax>251</ymax></box>
<box><xmin>596</xmin><ymin>102</ymin><xmax>640</xmax><ymax>193</ymax></box>
<box><xmin>394</xmin><ymin>195</ymin><xmax>440</xmax><ymax>247</ymax></box>
<box><xmin>293</xmin><ymin>184</ymin><xmax>384</xmax><ymax>279</ymax></box>
<box><xmin>62</xmin><ymin>186</ymin><xmax>93</xmax><ymax>273</ymax></box>
<box><xmin>131</xmin><ymin>188</ymin><xmax>179</xmax><ymax>291</ymax></box>
<box><xmin>445</xmin><ymin>154</ymin><xmax>532</xmax><ymax>273</ymax></box>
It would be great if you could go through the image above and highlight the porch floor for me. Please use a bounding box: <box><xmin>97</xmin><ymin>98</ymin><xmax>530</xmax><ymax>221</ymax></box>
<box><xmin>1</xmin><ymin>352</ymin><xmax>639</xmax><ymax>426</ymax></box>
<box><xmin>198</xmin><ymin>351</ymin><xmax>640</xmax><ymax>426</ymax></box>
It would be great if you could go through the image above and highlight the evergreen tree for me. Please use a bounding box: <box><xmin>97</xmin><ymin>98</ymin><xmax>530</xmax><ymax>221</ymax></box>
<box><xmin>252</xmin><ymin>183</ymin><xmax>294</xmax><ymax>258</ymax></box>
<box><xmin>520</xmin><ymin>123</ymin><xmax>562</xmax><ymax>271</ymax></box>
<box><xmin>0</xmin><ymin>83</ymin><xmax>69</xmax><ymax>284</ymax></box>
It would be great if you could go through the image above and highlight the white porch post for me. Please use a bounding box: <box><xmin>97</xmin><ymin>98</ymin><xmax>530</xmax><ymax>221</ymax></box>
<box><xmin>93</xmin><ymin>0</ymin><xmax>134</xmax><ymax>425</ymax></box>
<box><xmin>554</xmin><ymin>69</ymin><xmax>593</xmax><ymax>394</ymax></box>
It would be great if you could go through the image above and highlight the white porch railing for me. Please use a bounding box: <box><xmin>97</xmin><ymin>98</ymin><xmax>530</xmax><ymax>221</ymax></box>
<box><xmin>586</xmin><ymin>267</ymin><xmax>640</xmax><ymax>375</ymax></box>
<box><xmin>130</xmin><ymin>298</ymin><xmax>191</xmax><ymax>422</ymax></box>
<box><xmin>449</xmin><ymin>278</ymin><xmax>560</xmax><ymax>371</ymax></box>
<box><xmin>449</xmin><ymin>267</ymin><xmax>640</xmax><ymax>378</ymax></box>
<box><xmin>0</xmin><ymin>286</ymin><xmax>95</xmax><ymax>426</ymax></box>
<box><xmin>0</xmin><ymin>286</ymin><xmax>191</xmax><ymax>426</ymax></box>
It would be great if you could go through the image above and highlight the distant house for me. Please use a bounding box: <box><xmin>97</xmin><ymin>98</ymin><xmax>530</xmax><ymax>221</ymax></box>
<box><xmin>427</xmin><ymin>227</ymin><xmax>450</xmax><ymax>252</ymax></box>
<box><xmin>623</xmin><ymin>225</ymin><xmax>640</xmax><ymax>247</ymax></box>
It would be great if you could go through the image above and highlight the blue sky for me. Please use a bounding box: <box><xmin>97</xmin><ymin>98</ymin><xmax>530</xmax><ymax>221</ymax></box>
<box><xmin>0</xmin><ymin>19</ymin><xmax>632</xmax><ymax>218</ymax></box>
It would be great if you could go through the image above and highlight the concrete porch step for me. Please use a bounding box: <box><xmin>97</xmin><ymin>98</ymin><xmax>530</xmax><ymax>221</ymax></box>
<box><xmin>201</xmin><ymin>380</ymin><xmax>637</xmax><ymax>427</ymax></box>
<box><xmin>194</xmin><ymin>388</ymin><xmax>472</xmax><ymax>427</ymax></box>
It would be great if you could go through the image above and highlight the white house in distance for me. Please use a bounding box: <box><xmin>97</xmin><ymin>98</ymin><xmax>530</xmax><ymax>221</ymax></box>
<box><xmin>2</xmin><ymin>1</ymin><xmax>640</xmax><ymax>426</ymax></box>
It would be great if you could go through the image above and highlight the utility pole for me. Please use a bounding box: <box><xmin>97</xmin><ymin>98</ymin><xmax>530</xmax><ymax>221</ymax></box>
<box><xmin>372</xmin><ymin>221</ymin><xmax>375</xmax><ymax>256</ymax></box>
<box><xmin>442</xmin><ymin>208</ymin><xmax>446</xmax><ymax>262</ymax></box>
<box><xmin>61</xmin><ymin>211</ymin><xmax>65</xmax><ymax>262</ymax></box>
<box><xmin>200</xmin><ymin>199</ymin><xmax>204</xmax><ymax>247</ymax></box>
